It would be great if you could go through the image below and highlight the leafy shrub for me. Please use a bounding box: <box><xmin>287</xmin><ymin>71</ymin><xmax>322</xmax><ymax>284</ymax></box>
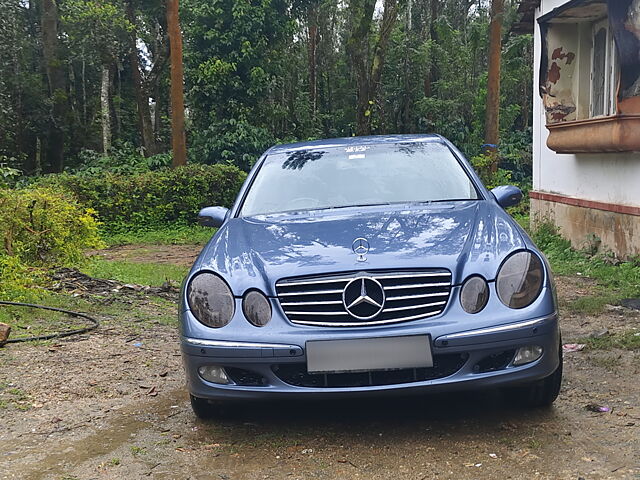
<box><xmin>0</xmin><ymin>162</ymin><xmax>22</xmax><ymax>188</ymax></box>
<box><xmin>69</xmin><ymin>143</ymin><xmax>173</xmax><ymax>176</ymax></box>
<box><xmin>36</xmin><ymin>164</ymin><xmax>247</xmax><ymax>234</ymax></box>
<box><xmin>0</xmin><ymin>186</ymin><xmax>102</xmax><ymax>265</ymax></box>
<box><xmin>0</xmin><ymin>254</ymin><xmax>48</xmax><ymax>299</ymax></box>
<box><xmin>471</xmin><ymin>153</ymin><xmax>531</xmax><ymax>217</ymax></box>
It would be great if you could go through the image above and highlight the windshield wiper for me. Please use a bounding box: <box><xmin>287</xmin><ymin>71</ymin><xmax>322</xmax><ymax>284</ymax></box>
<box><xmin>327</xmin><ymin>202</ymin><xmax>392</xmax><ymax>210</ymax></box>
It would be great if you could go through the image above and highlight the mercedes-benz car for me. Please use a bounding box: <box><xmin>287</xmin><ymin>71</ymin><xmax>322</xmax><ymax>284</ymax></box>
<box><xmin>180</xmin><ymin>135</ymin><xmax>562</xmax><ymax>418</ymax></box>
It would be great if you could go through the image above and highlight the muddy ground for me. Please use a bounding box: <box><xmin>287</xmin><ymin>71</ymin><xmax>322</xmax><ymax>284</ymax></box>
<box><xmin>1</xmin><ymin>246</ymin><xmax>639</xmax><ymax>480</ymax></box>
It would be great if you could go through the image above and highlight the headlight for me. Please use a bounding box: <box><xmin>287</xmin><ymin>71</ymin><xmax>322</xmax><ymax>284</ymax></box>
<box><xmin>187</xmin><ymin>272</ymin><xmax>235</xmax><ymax>328</ymax></box>
<box><xmin>460</xmin><ymin>276</ymin><xmax>489</xmax><ymax>313</ymax></box>
<box><xmin>242</xmin><ymin>290</ymin><xmax>272</xmax><ymax>327</ymax></box>
<box><xmin>496</xmin><ymin>251</ymin><xmax>544</xmax><ymax>309</ymax></box>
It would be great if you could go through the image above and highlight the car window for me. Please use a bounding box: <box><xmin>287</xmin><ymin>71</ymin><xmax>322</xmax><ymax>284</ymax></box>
<box><xmin>240</xmin><ymin>142</ymin><xmax>479</xmax><ymax>216</ymax></box>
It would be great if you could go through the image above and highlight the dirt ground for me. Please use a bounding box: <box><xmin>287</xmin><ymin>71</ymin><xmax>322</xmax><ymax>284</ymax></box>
<box><xmin>1</xmin><ymin>246</ymin><xmax>639</xmax><ymax>480</ymax></box>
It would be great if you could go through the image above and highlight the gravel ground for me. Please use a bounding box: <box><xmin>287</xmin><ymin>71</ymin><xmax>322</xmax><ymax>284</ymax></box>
<box><xmin>0</xmin><ymin>249</ymin><xmax>639</xmax><ymax>480</ymax></box>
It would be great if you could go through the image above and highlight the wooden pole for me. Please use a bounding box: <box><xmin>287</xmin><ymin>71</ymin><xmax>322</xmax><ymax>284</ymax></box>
<box><xmin>167</xmin><ymin>0</ymin><xmax>187</xmax><ymax>167</ymax></box>
<box><xmin>484</xmin><ymin>0</ymin><xmax>504</xmax><ymax>173</ymax></box>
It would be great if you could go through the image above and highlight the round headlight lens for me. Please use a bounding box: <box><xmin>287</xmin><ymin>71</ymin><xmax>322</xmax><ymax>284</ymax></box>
<box><xmin>496</xmin><ymin>251</ymin><xmax>544</xmax><ymax>309</ymax></box>
<box><xmin>460</xmin><ymin>276</ymin><xmax>489</xmax><ymax>314</ymax></box>
<box><xmin>242</xmin><ymin>290</ymin><xmax>272</xmax><ymax>327</ymax></box>
<box><xmin>187</xmin><ymin>272</ymin><xmax>235</xmax><ymax>328</ymax></box>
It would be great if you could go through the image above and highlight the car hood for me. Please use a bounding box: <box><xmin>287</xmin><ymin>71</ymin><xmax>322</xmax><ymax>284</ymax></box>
<box><xmin>194</xmin><ymin>201</ymin><xmax>527</xmax><ymax>296</ymax></box>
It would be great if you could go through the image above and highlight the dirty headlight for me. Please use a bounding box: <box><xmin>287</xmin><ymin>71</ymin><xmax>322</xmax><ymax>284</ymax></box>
<box><xmin>460</xmin><ymin>276</ymin><xmax>489</xmax><ymax>314</ymax></box>
<box><xmin>496</xmin><ymin>251</ymin><xmax>544</xmax><ymax>309</ymax></box>
<box><xmin>243</xmin><ymin>290</ymin><xmax>272</xmax><ymax>327</ymax></box>
<box><xmin>187</xmin><ymin>272</ymin><xmax>235</xmax><ymax>328</ymax></box>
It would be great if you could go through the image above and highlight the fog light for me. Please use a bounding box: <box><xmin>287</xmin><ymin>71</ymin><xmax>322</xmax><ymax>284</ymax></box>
<box><xmin>198</xmin><ymin>365</ymin><xmax>230</xmax><ymax>384</ymax></box>
<box><xmin>513</xmin><ymin>345</ymin><xmax>543</xmax><ymax>366</ymax></box>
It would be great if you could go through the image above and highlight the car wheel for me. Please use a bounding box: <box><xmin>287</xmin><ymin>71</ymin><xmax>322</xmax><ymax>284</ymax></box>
<box><xmin>190</xmin><ymin>394</ymin><xmax>219</xmax><ymax>420</ymax></box>
<box><xmin>509</xmin><ymin>343</ymin><xmax>563</xmax><ymax>408</ymax></box>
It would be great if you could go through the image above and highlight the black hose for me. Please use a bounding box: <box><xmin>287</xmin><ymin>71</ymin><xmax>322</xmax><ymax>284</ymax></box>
<box><xmin>0</xmin><ymin>300</ymin><xmax>99</xmax><ymax>343</ymax></box>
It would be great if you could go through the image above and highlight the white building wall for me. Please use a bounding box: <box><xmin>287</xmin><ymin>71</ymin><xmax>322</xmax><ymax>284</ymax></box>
<box><xmin>533</xmin><ymin>0</ymin><xmax>640</xmax><ymax>208</ymax></box>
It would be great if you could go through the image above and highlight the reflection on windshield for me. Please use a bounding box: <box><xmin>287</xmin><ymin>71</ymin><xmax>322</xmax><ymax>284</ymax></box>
<box><xmin>241</xmin><ymin>142</ymin><xmax>479</xmax><ymax>216</ymax></box>
<box><xmin>282</xmin><ymin>150</ymin><xmax>326</xmax><ymax>170</ymax></box>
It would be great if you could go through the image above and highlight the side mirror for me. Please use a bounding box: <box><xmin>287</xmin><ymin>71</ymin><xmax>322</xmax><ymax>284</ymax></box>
<box><xmin>491</xmin><ymin>185</ymin><xmax>523</xmax><ymax>209</ymax></box>
<box><xmin>198</xmin><ymin>206</ymin><xmax>229</xmax><ymax>228</ymax></box>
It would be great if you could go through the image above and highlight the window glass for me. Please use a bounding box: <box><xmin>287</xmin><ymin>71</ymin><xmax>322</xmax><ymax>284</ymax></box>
<box><xmin>240</xmin><ymin>143</ymin><xmax>479</xmax><ymax>216</ymax></box>
<box><xmin>592</xmin><ymin>27</ymin><xmax>607</xmax><ymax>117</ymax></box>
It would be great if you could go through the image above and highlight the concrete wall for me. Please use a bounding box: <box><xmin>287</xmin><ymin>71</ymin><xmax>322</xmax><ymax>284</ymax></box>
<box><xmin>531</xmin><ymin>197</ymin><xmax>640</xmax><ymax>257</ymax></box>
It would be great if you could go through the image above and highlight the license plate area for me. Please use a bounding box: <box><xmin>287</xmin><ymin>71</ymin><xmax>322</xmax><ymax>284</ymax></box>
<box><xmin>306</xmin><ymin>335</ymin><xmax>433</xmax><ymax>374</ymax></box>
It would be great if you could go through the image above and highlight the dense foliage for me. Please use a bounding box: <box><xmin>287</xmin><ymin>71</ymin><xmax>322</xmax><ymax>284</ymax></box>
<box><xmin>1</xmin><ymin>0</ymin><xmax>532</xmax><ymax>177</ymax></box>
<box><xmin>0</xmin><ymin>186</ymin><xmax>102</xmax><ymax>265</ymax></box>
<box><xmin>36</xmin><ymin>164</ymin><xmax>247</xmax><ymax>233</ymax></box>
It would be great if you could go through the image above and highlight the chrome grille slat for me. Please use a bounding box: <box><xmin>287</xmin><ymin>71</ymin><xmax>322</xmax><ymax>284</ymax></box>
<box><xmin>279</xmin><ymin>278</ymin><xmax>350</xmax><ymax>287</ymax></box>
<box><xmin>374</xmin><ymin>272</ymin><xmax>451</xmax><ymax>279</ymax></box>
<box><xmin>276</xmin><ymin>269</ymin><xmax>452</xmax><ymax>327</ymax></box>
<box><xmin>384</xmin><ymin>301</ymin><xmax>447</xmax><ymax>313</ymax></box>
<box><xmin>285</xmin><ymin>310</ymin><xmax>349</xmax><ymax>316</ymax></box>
<box><xmin>278</xmin><ymin>289</ymin><xmax>344</xmax><ymax>296</ymax></box>
<box><xmin>384</xmin><ymin>282</ymin><xmax>450</xmax><ymax>290</ymax></box>
<box><xmin>290</xmin><ymin>309</ymin><xmax>443</xmax><ymax>327</ymax></box>
<box><xmin>386</xmin><ymin>292</ymin><xmax>449</xmax><ymax>301</ymax></box>
<box><xmin>280</xmin><ymin>300</ymin><xmax>343</xmax><ymax>306</ymax></box>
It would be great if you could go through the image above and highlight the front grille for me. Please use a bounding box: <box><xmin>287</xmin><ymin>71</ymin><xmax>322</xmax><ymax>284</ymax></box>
<box><xmin>272</xmin><ymin>353</ymin><xmax>468</xmax><ymax>388</ymax></box>
<box><xmin>276</xmin><ymin>269</ymin><xmax>452</xmax><ymax>327</ymax></box>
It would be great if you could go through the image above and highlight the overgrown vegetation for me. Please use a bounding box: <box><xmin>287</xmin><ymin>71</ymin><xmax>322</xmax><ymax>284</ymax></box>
<box><xmin>35</xmin><ymin>164</ymin><xmax>246</xmax><ymax>234</ymax></box>
<box><xmin>0</xmin><ymin>187</ymin><xmax>102</xmax><ymax>264</ymax></box>
<box><xmin>82</xmin><ymin>258</ymin><xmax>188</xmax><ymax>286</ymax></box>
<box><xmin>0</xmin><ymin>186</ymin><xmax>102</xmax><ymax>301</ymax></box>
<box><xmin>581</xmin><ymin>331</ymin><xmax>640</xmax><ymax>351</ymax></box>
<box><xmin>102</xmin><ymin>224</ymin><xmax>213</xmax><ymax>246</ymax></box>
<box><xmin>531</xmin><ymin>221</ymin><xmax>640</xmax><ymax>315</ymax></box>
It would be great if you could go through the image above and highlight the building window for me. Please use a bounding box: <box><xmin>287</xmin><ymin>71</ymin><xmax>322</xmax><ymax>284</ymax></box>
<box><xmin>590</xmin><ymin>20</ymin><xmax>618</xmax><ymax>118</ymax></box>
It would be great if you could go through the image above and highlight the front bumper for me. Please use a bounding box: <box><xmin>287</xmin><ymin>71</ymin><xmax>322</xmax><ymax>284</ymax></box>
<box><xmin>181</xmin><ymin>313</ymin><xmax>560</xmax><ymax>400</ymax></box>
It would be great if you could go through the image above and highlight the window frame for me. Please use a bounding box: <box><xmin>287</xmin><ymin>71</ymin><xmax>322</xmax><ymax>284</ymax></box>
<box><xmin>589</xmin><ymin>18</ymin><xmax>618</xmax><ymax>118</ymax></box>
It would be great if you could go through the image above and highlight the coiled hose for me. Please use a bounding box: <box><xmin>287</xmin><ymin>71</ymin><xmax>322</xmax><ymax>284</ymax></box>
<box><xmin>0</xmin><ymin>301</ymin><xmax>99</xmax><ymax>343</ymax></box>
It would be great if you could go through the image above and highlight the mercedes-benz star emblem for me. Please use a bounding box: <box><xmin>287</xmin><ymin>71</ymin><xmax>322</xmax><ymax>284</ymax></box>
<box><xmin>342</xmin><ymin>277</ymin><xmax>385</xmax><ymax>320</ymax></box>
<box><xmin>351</xmin><ymin>237</ymin><xmax>370</xmax><ymax>262</ymax></box>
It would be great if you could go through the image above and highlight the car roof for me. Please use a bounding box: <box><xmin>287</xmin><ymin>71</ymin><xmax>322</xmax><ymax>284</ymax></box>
<box><xmin>266</xmin><ymin>134</ymin><xmax>446</xmax><ymax>154</ymax></box>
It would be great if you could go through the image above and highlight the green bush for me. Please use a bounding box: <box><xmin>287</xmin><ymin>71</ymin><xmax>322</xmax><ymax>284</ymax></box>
<box><xmin>36</xmin><ymin>164</ymin><xmax>247</xmax><ymax>234</ymax></box>
<box><xmin>0</xmin><ymin>186</ymin><xmax>102</xmax><ymax>266</ymax></box>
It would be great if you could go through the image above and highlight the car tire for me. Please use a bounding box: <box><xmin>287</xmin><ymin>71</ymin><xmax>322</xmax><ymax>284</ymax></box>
<box><xmin>190</xmin><ymin>394</ymin><xmax>219</xmax><ymax>420</ymax></box>
<box><xmin>508</xmin><ymin>343</ymin><xmax>563</xmax><ymax>408</ymax></box>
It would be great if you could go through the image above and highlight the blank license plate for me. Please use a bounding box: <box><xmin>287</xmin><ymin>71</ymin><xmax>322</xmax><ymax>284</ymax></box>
<box><xmin>306</xmin><ymin>335</ymin><xmax>433</xmax><ymax>374</ymax></box>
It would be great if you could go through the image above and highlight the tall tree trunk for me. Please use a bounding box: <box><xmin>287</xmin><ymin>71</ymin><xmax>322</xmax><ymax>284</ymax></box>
<box><xmin>128</xmin><ymin>1</ymin><xmax>159</xmax><ymax>156</ymax></box>
<box><xmin>485</xmin><ymin>0</ymin><xmax>504</xmax><ymax>172</ymax></box>
<box><xmin>167</xmin><ymin>0</ymin><xmax>187</xmax><ymax>167</ymax></box>
<box><xmin>346</xmin><ymin>0</ymin><xmax>376</xmax><ymax>136</ymax></box>
<box><xmin>424</xmin><ymin>0</ymin><xmax>439</xmax><ymax>97</ymax></box>
<box><xmin>41</xmin><ymin>0</ymin><xmax>67</xmax><ymax>172</ymax></box>
<box><xmin>369</xmin><ymin>0</ymin><xmax>398</xmax><ymax>109</ymax></box>
<box><xmin>101</xmin><ymin>64</ymin><xmax>111</xmax><ymax>154</ymax></box>
<box><xmin>308</xmin><ymin>19</ymin><xmax>318</xmax><ymax>117</ymax></box>
<box><xmin>347</xmin><ymin>0</ymin><xmax>397</xmax><ymax>136</ymax></box>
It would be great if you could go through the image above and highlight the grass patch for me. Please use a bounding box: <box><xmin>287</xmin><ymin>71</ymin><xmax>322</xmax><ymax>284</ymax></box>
<box><xmin>0</xmin><ymin>384</ymin><xmax>30</xmax><ymax>410</ymax></box>
<box><xmin>102</xmin><ymin>224</ymin><xmax>214</xmax><ymax>247</ymax></box>
<box><xmin>561</xmin><ymin>295</ymin><xmax>617</xmax><ymax>315</ymax></box>
<box><xmin>0</xmin><ymin>302</ymin><xmax>90</xmax><ymax>340</ymax></box>
<box><xmin>82</xmin><ymin>257</ymin><xmax>188</xmax><ymax>286</ymax></box>
<box><xmin>528</xmin><ymin>220</ymin><xmax>640</xmax><ymax>313</ymax></box>
<box><xmin>580</xmin><ymin>330</ymin><xmax>640</xmax><ymax>351</ymax></box>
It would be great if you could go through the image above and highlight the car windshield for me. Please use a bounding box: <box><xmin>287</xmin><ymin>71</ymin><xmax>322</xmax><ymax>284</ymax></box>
<box><xmin>240</xmin><ymin>142</ymin><xmax>479</xmax><ymax>216</ymax></box>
